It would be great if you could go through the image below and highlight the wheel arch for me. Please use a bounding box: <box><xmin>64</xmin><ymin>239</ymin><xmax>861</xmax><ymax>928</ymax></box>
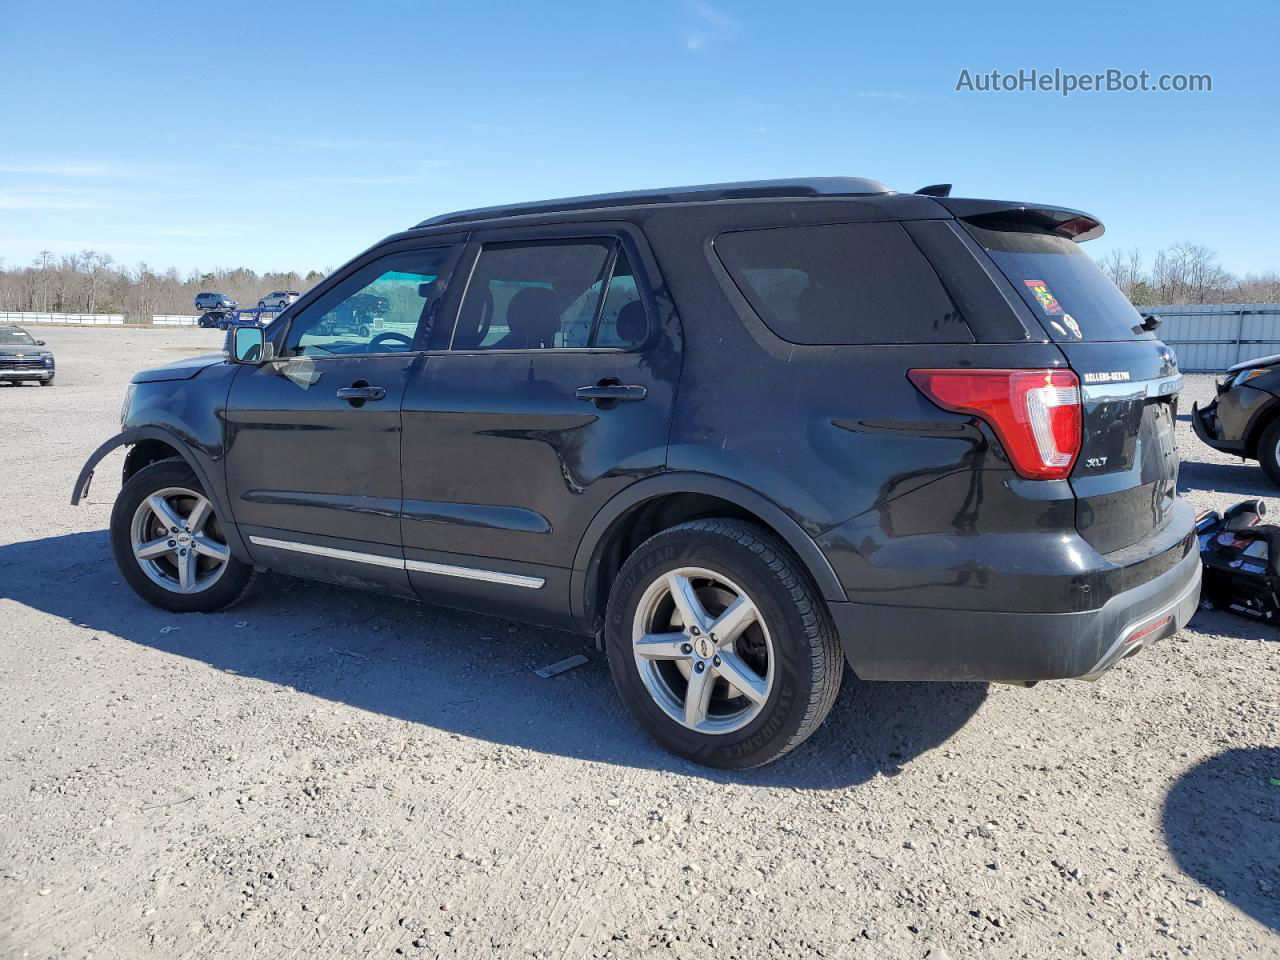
<box><xmin>570</xmin><ymin>474</ymin><xmax>847</xmax><ymax>636</ymax></box>
<box><xmin>71</xmin><ymin>426</ymin><xmax>251</xmax><ymax>562</ymax></box>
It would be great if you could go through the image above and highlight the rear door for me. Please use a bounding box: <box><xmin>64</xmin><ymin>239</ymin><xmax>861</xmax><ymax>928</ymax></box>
<box><xmin>398</xmin><ymin>224</ymin><xmax>681</xmax><ymax>627</ymax></box>
<box><xmin>963</xmin><ymin>221</ymin><xmax>1181</xmax><ymax>554</ymax></box>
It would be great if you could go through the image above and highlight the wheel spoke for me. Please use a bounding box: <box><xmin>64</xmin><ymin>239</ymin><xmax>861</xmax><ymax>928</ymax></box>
<box><xmin>683</xmin><ymin>665</ymin><xmax>714</xmax><ymax>727</ymax></box>
<box><xmin>177</xmin><ymin>549</ymin><xmax>197</xmax><ymax>592</ymax></box>
<box><xmin>146</xmin><ymin>494</ymin><xmax>186</xmax><ymax>533</ymax></box>
<box><xmin>710</xmin><ymin>595</ymin><xmax>758</xmax><ymax>646</ymax></box>
<box><xmin>134</xmin><ymin>537</ymin><xmax>173</xmax><ymax>560</ymax></box>
<box><xmin>667</xmin><ymin>573</ymin><xmax>709</xmax><ymax>632</ymax></box>
<box><xmin>634</xmin><ymin>632</ymin><xmax>689</xmax><ymax>661</ymax></box>
<box><xmin>192</xmin><ymin>536</ymin><xmax>230</xmax><ymax>563</ymax></box>
<box><xmin>714</xmin><ymin>649</ymin><xmax>769</xmax><ymax>705</ymax></box>
<box><xmin>185</xmin><ymin>496</ymin><xmax>212</xmax><ymax>534</ymax></box>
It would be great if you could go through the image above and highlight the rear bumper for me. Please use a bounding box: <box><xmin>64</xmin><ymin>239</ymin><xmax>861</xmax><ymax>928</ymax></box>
<box><xmin>828</xmin><ymin>538</ymin><xmax>1202</xmax><ymax>683</ymax></box>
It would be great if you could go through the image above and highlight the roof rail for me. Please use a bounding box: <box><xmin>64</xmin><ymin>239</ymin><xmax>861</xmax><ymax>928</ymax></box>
<box><xmin>415</xmin><ymin>176</ymin><xmax>894</xmax><ymax>228</ymax></box>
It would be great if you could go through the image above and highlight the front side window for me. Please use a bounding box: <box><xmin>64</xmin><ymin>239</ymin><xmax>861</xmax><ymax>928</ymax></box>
<box><xmin>284</xmin><ymin>247</ymin><xmax>451</xmax><ymax>357</ymax></box>
<box><xmin>452</xmin><ymin>239</ymin><xmax>647</xmax><ymax>350</ymax></box>
<box><xmin>714</xmin><ymin>221</ymin><xmax>972</xmax><ymax>345</ymax></box>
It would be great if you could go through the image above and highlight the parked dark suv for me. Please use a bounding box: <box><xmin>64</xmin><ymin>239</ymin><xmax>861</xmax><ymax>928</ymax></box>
<box><xmin>0</xmin><ymin>324</ymin><xmax>56</xmax><ymax>385</ymax></box>
<box><xmin>72</xmin><ymin>178</ymin><xmax>1200</xmax><ymax>768</ymax></box>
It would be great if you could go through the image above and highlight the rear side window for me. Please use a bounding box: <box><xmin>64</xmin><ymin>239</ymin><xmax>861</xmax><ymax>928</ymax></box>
<box><xmin>714</xmin><ymin>221</ymin><xmax>972</xmax><ymax>345</ymax></box>
<box><xmin>963</xmin><ymin>222</ymin><xmax>1148</xmax><ymax>342</ymax></box>
<box><xmin>452</xmin><ymin>239</ymin><xmax>648</xmax><ymax>350</ymax></box>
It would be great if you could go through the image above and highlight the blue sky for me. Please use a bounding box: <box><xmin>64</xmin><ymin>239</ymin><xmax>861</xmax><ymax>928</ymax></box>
<box><xmin>3</xmin><ymin>0</ymin><xmax>1277</xmax><ymax>276</ymax></box>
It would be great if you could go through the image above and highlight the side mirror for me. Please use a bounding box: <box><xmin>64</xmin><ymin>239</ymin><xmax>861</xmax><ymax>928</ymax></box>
<box><xmin>231</xmin><ymin>325</ymin><xmax>271</xmax><ymax>364</ymax></box>
<box><xmin>36</xmin><ymin>339</ymin><xmax>46</xmax><ymax>346</ymax></box>
<box><xmin>1140</xmin><ymin>313</ymin><xmax>1162</xmax><ymax>332</ymax></box>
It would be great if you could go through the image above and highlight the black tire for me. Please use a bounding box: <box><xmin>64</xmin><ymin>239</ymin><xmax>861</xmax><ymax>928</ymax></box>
<box><xmin>39</xmin><ymin>378</ymin><xmax>53</xmax><ymax>386</ymax></box>
<box><xmin>258</xmin><ymin>301</ymin><xmax>266</xmax><ymax>309</ymax></box>
<box><xmin>604</xmin><ymin>518</ymin><xmax>843</xmax><ymax>769</ymax></box>
<box><xmin>1259</xmin><ymin>419</ymin><xmax>1280</xmax><ymax>487</ymax></box>
<box><xmin>110</xmin><ymin>460</ymin><xmax>254</xmax><ymax>613</ymax></box>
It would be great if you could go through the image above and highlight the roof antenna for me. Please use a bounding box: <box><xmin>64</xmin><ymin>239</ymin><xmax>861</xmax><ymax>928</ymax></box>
<box><xmin>915</xmin><ymin>183</ymin><xmax>952</xmax><ymax>197</ymax></box>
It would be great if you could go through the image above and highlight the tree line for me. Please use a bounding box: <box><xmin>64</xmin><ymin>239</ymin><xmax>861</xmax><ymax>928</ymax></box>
<box><xmin>1098</xmin><ymin>242</ymin><xmax>1280</xmax><ymax>306</ymax></box>
<box><xmin>1</xmin><ymin>241</ymin><xmax>1277</xmax><ymax>323</ymax></box>
<box><xmin>0</xmin><ymin>250</ymin><xmax>327</xmax><ymax>320</ymax></box>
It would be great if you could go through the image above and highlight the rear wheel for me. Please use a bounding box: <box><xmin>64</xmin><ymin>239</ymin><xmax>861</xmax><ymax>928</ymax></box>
<box><xmin>110</xmin><ymin>460</ymin><xmax>253</xmax><ymax>612</ymax></box>
<box><xmin>604</xmin><ymin>518</ymin><xmax>842</xmax><ymax>769</ymax></box>
<box><xmin>1259</xmin><ymin>419</ymin><xmax>1280</xmax><ymax>487</ymax></box>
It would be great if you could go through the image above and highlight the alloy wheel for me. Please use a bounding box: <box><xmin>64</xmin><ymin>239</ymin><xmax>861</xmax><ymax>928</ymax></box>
<box><xmin>129</xmin><ymin>486</ymin><xmax>231</xmax><ymax>594</ymax></box>
<box><xmin>631</xmin><ymin>567</ymin><xmax>774</xmax><ymax>734</ymax></box>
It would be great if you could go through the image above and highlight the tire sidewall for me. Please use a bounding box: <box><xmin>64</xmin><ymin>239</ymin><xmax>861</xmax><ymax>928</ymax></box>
<box><xmin>110</xmin><ymin>461</ymin><xmax>251</xmax><ymax>613</ymax></box>
<box><xmin>605</xmin><ymin>526</ymin><xmax>818</xmax><ymax>769</ymax></box>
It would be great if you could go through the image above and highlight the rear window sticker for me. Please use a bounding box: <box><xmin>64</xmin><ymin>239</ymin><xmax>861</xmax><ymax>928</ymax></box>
<box><xmin>1061</xmin><ymin>313</ymin><xmax>1082</xmax><ymax>338</ymax></box>
<box><xmin>1023</xmin><ymin>279</ymin><xmax>1064</xmax><ymax>315</ymax></box>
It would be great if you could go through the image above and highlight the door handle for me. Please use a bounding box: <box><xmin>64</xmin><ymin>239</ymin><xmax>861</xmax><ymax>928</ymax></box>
<box><xmin>336</xmin><ymin>382</ymin><xmax>386</xmax><ymax>403</ymax></box>
<box><xmin>575</xmin><ymin>381</ymin><xmax>647</xmax><ymax>405</ymax></box>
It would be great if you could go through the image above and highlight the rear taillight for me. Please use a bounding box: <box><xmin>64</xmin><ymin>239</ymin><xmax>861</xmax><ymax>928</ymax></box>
<box><xmin>908</xmin><ymin>368</ymin><xmax>1082</xmax><ymax>480</ymax></box>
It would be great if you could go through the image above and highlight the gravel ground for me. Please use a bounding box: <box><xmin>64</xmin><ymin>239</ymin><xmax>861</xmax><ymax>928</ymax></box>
<box><xmin>1</xmin><ymin>327</ymin><xmax>1277</xmax><ymax>960</ymax></box>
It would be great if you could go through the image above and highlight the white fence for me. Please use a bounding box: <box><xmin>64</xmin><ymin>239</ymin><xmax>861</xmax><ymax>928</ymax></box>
<box><xmin>0</xmin><ymin>310</ymin><xmax>124</xmax><ymax>326</ymax></box>
<box><xmin>1153</xmin><ymin>303</ymin><xmax>1280</xmax><ymax>371</ymax></box>
<box><xmin>152</xmin><ymin>315</ymin><xmax>200</xmax><ymax>326</ymax></box>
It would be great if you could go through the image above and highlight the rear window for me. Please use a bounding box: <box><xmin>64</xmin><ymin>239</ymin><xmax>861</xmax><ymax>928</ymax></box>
<box><xmin>713</xmin><ymin>221</ymin><xmax>972</xmax><ymax>345</ymax></box>
<box><xmin>963</xmin><ymin>222</ymin><xmax>1148</xmax><ymax>342</ymax></box>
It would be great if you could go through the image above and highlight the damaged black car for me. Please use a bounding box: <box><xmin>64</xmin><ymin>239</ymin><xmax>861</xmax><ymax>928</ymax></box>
<box><xmin>1192</xmin><ymin>354</ymin><xmax>1280</xmax><ymax>485</ymax></box>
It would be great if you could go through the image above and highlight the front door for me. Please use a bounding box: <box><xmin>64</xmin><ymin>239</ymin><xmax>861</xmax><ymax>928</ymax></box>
<box><xmin>224</xmin><ymin>242</ymin><xmax>459</xmax><ymax>596</ymax></box>
<box><xmin>400</xmin><ymin>228</ymin><xmax>682</xmax><ymax>625</ymax></box>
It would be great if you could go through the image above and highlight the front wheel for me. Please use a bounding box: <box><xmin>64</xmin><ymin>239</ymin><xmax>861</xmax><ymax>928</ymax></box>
<box><xmin>604</xmin><ymin>518</ymin><xmax>842</xmax><ymax>769</ymax></box>
<box><xmin>39</xmin><ymin>378</ymin><xmax>53</xmax><ymax>386</ymax></box>
<box><xmin>110</xmin><ymin>460</ymin><xmax>253</xmax><ymax>613</ymax></box>
<box><xmin>1259</xmin><ymin>419</ymin><xmax>1280</xmax><ymax>487</ymax></box>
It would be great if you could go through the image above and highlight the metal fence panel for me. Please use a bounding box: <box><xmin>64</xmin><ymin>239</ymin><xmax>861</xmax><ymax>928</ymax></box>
<box><xmin>0</xmin><ymin>310</ymin><xmax>125</xmax><ymax>326</ymax></box>
<box><xmin>152</xmin><ymin>315</ymin><xmax>200</xmax><ymax>326</ymax></box>
<box><xmin>1148</xmin><ymin>303</ymin><xmax>1280</xmax><ymax>371</ymax></box>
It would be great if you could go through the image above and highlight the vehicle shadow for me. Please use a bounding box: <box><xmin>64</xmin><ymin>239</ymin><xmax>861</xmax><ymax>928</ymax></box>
<box><xmin>1162</xmin><ymin>746</ymin><xmax>1280</xmax><ymax>933</ymax></box>
<box><xmin>1179</xmin><ymin>458</ymin><xmax>1274</xmax><ymax>498</ymax></box>
<box><xmin>0</xmin><ymin>530</ymin><xmax>988</xmax><ymax>789</ymax></box>
<box><xmin>1187</xmin><ymin>608</ymin><xmax>1279</xmax><ymax>642</ymax></box>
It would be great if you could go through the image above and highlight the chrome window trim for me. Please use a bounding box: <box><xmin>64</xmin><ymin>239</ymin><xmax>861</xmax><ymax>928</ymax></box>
<box><xmin>247</xmin><ymin>535</ymin><xmax>545</xmax><ymax>589</ymax></box>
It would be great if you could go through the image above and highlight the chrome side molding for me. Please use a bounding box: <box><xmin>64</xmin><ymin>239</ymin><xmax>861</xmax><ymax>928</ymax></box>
<box><xmin>247</xmin><ymin>535</ymin><xmax>545</xmax><ymax>589</ymax></box>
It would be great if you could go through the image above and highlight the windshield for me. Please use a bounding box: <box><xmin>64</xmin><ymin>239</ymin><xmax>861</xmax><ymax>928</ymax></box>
<box><xmin>964</xmin><ymin>222</ymin><xmax>1149</xmax><ymax>342</ymax></box>
<box><xmin>0</xmin><ymin>329</ymin><xmax>36</xmax><ymax>346</ymax></box>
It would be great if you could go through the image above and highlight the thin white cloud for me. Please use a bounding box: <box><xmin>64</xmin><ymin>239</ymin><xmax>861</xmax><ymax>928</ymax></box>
<box><xmin>263</xmin><ymin>160</ymin><xmax>450</xmax><ymax>189</ymax></box>
<box><xmin>0</xmin><ymin>190</ymin><xmax>112</xmax><ymax>211</ymax></box>
<box><xmin>684</xmin><ymin>0</ymin><xmax>741</xmax><ymax>51</ymax></box>
<box><xmin>854</xmin><ymin>90</ymin><xmax>932</xmax><ymax>101</ymax></box>
<box><xmin>0</xmin><ymin>161</ymin><xmax>125</xmax><ymax>177</ymax></box>
<box><xmin>255</xmin><ymin>136</ymin><xmax>408</xmax><ymax>151</ymax></box>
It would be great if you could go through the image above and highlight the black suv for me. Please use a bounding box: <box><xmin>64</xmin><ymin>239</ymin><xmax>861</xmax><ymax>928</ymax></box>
<box><xmin>0</xmin><ymin>324</ymin><xmax>56</xmax><ymax>385</ymax></box>
<box><xmin>72</xmin><ymin>178</ymin><xmax>1200</xmax><ymax>768</ymax></box>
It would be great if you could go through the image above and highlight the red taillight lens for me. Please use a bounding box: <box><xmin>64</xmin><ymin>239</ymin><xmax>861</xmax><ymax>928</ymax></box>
<box><xmin>908</xmin><ymin>368</ymin><xmax>1082</xmax><ymax>480</ymax></box>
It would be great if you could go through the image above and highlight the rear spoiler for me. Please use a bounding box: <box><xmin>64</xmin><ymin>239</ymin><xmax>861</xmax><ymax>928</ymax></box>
<box><xmin>936</xmin><ymin>197</ymin><xmax>1105</xmax><ymax>243</ymax></box>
